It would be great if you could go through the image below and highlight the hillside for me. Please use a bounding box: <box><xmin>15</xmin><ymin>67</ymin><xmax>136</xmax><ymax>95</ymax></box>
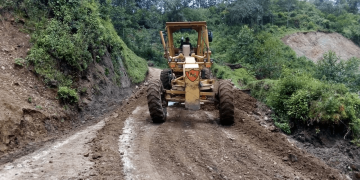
<box><xmin>283</xmin><ymin>32</ymin><xmax>360</xmax><ymax>62</ymax></box>
<box><xmin>0</xmin><ymin>0</ymin><xmax>147</xmax><ymax>157</ymax></box>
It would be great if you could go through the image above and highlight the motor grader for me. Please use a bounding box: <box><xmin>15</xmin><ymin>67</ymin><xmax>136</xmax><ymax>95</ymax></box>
<box><xmin>146</xmin><ymin>21</ymin><xmax>234</xmax><ymax>124</ymax></box>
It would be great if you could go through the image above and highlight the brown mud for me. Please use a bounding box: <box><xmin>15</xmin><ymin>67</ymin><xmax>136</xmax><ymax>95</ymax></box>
<box><xmin>0</xmin><ymin>67</ymin><xmax>351</xmax><ymax>179</ymax></box>
<box><xmin>90</xmin><ymin>67</ymin><xmax>346</xmax><ymax>180</ymax></box>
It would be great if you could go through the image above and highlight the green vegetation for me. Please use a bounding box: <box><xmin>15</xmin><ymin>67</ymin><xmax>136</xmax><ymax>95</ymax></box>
<box><xmin>2</xmin><ymin>0</ymin><xmax>147</xmax><ymax>104</ymax></box>
<box><xmin>105</xmin><ymin>68</ymin><xmax>109</xmax><ymax>76</ymax></box>
<box><xmin>314</xmin><ymin>51</ymin><xmax>360</xmax><ymax>91</ymax></box>
<box><xmin>14</xmin><ymin>58</ymin><xmax>25</xmax><ymax>66</ymax></box>
<box><xmin>267</xmin><ymin>69</ymin><xmax>360</xmax><ymax>130</ymax></box>
<box><xmin>212</xmin><ymin>63</ymin><xmax>256</xmax><ymax>88</ymax></box>
<box><xmin>58</xmin><ymin>86</ymin><xmax>78</xmax><ymax>104</ymax></box>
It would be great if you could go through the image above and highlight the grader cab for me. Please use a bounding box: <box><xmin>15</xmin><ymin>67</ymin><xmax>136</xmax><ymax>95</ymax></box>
<box><xmin>146</xmin><ymin>21</ymin><xmax>234</xmax><ymax>124</ymax></box>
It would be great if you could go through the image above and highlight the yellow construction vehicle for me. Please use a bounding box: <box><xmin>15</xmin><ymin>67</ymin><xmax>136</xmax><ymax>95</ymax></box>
<box><xmin>146</xmin><ymin>21</ymin><xmax>234</xmax><ymax>124</ymax></box>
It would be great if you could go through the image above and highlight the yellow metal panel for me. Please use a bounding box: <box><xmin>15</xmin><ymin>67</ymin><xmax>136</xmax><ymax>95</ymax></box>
<box><xmin>159</xmin><ymin>31</ymin><xmax>167</xmax><ymax>57</ymax></box>
<box><xmin>166</xmin><ymin>90</ymin><xmax>185</xmax><ymax>95</ymax></box>
<box><xmin>167</xmin><ymin>27</ymin><xmax>175</xmax><ymax>57</ymax></box>
<box><xmin>185</xmin><ymin>67</ymin><xmax>200</xmax><ymax>110</ymax></box>
<box><xmin>166</xmin><ymin>21</ymin><xmax>207</xmax><ymax>27</ymax></box>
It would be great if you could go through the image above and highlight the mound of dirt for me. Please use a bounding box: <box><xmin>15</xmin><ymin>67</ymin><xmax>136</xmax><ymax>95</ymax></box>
<box><xmin>0</xmin><ymin>13</ymin><xmax>71</xmax><ymax>157</ymax></box>
<box><xmin>282</xmin><ymin>32</ymin><xmax>360</xmax><ymax>62</ymax></box>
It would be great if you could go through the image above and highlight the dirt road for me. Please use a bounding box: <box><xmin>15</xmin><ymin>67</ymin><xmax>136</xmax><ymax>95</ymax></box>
<box><xmin>91</xmin><ymin>67</ymin><xmax>347</xmax><ymax>180</ymax></box>
<box><xmin>0</xmin><ymin>67</ymin><xmax>348</xmax><ymax>179</ymax></box>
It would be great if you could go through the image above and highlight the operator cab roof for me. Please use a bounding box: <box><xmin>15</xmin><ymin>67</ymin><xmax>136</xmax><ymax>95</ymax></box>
<box><xmin>166</xmin><ymin>21</ymin><xmax>207</xmax><ymax>31</ymax></box>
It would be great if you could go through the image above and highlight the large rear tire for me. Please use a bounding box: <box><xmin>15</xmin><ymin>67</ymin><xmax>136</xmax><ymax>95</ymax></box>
<box><xmin>218</xmin><ymin>80</ymin><xmax>235</xmax><ymax>125</ymax></box>
<box><xmin>147</xmin><ymin>80</ymin><xmax>167</xmax><ymax>123</ymax></box>
<box><xmin>160</xmin><ymin>69</ymin><xmax>172</xmax><ymax>90</ymax></box>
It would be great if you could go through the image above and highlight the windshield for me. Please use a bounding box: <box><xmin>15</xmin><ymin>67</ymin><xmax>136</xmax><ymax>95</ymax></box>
<box><xmin>173</xmin><ymin>29</ymin><xmax>198</xmax><ymax>48</ymax></box>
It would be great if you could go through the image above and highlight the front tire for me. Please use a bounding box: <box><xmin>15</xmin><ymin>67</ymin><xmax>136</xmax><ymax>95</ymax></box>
<box><xmin>147</xmin><ymin>80</ymin><xmax>167</xmax><ymax>123</ymax></box>
<box><xmin>218</xmin><ymin>80</ymin><xmax>235</xmax><ymax>125</ymax></box>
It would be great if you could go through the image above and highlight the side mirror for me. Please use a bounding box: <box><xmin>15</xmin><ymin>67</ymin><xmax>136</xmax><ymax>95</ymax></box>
<box><xmin>208</xmin><ymin>31</ymin><xmax>213</xmax><ymax>42</ymax></box>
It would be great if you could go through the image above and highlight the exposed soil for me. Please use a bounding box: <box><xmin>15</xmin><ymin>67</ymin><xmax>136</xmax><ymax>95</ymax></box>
<box><xmin>0</xmin><ymin>13</ymin><xmax>71</xmax><ymax>159</ymax></box>
<box><xmin>291</xmin><ymin>126</ymin><xmax>360</xmax><ymax>179</ymax></box>
<box><xmin>0</xmin><ymin>67</ymin><xmax>353</xmax><ymax>179</ymax></box>
<box><xmin>282</xmin><ymin>32</ymin><xmax>360</xmax><ymax>62</ymax></box>
<box><xmin>89</xmin><ymin>67</ymin><xmax>346</xmax><ymax>180</ymax></box>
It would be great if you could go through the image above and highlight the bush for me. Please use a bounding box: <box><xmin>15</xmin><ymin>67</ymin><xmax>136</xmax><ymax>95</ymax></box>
<box><xmin>265</xmin><ymin>68</ymin><xmax>360</xmax><ymax>138</ymax></box>
<box><xmin>315</xmin><ymin>51</ymin><xmax>360</xmax><ymax>91</ymax></box>
<box><xmin>58</xmin><ymin>86</ymin><xmax>78</xmax><ymax>104</ymax></box>
<box><xmin>212</xmin><ymin>63</ymin><xmax>256</xmax><ymax>88</ymax></box>
<box><xmin>246</xmin><ymin>79</ymin><xmax>277</xmax><ymax>101</ymax></box>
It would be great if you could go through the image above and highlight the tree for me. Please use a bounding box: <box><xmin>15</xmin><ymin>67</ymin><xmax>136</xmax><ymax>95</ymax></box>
<box><xmin>227</xmin><ymin>0</ymin><xmax>264</xmax><ymax>26</ymax></box>
<box><xmin>163</xmin><ymin>0</ymin><xmax>185</xmax><ymax>21</ymax></box>
<box><xmin>315</xmin><ymin>51</ymin><xmax>360</xmax><ymax>90</ymax></box>
<box><xmin>277</xmin><ymin>0</ymin><xmax>297</xmax><ymax>27</ymax></box>
<box><xmin>347</xmin><ymin>0</ymin><xmax>360</xmax><ymax>14</ymax></box>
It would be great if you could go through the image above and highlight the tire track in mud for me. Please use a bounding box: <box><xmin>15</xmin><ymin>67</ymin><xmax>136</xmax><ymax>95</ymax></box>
<box><xmin>114</xmin><ymin>102</ymin><xmax>346</xmax><ymax>180</ymax></box>
<box><xmin>149</xmin><ymin>106</ymin><xmax>213</xmax><ymax>179</ymax></box>
<box><xmin>119</xmin><ymin>106</ymin><xmax>162</xmax><ymax>180</ymax></box>
<box><xmin>149</xmin><ymin>107</ymin><xmax>298</xmax><ymax>180</ymax></box>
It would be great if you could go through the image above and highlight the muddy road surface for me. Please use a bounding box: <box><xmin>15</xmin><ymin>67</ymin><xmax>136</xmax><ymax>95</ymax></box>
<box><xmin>0</xmin><ymin>67</ymin><xmax>347</xmax><ymax>179</ymax></box>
